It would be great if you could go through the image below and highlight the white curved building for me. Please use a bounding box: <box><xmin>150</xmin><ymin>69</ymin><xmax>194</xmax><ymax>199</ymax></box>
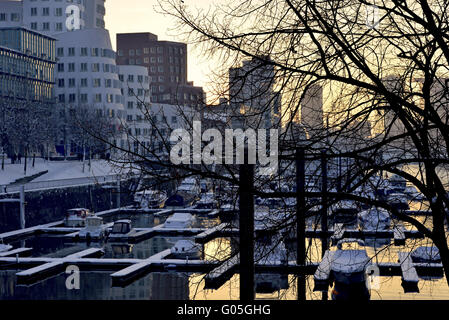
<box><xmin>0</xmin><ymin>0</ymin><xmax>106</xmax><ymax>35</ymax></box>
<box><xmin>54</xmin><ymin>28</ymin><xmax>125</xmax><ymax>153</ymax></box>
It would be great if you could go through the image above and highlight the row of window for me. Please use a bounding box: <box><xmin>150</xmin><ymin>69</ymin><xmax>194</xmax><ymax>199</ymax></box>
<box><xmin>0</xmin><ymin>48</ymin><xmax>55</xmax><ymax>83</ymax></box>
<box><xmin>57</xmin><ymin>77</ymin><xmax>121</xmax><ymax>89</ymax></box>
<box><xmin>118</xmin><ymin>74</ymin><xmax>149</xmax><ymax>83</ymax></box>
<box><xmin>118</xmin><ymin>46</ymin><xmax>184</xmax><ymax>56</ymax></box>
<box><xmin>0</xmin><ymin>75</ymin><xmax>53</xmax><ymax>101</ymax></box>
<box><xmin>57</xmin><ymin>47</ymin><xmax>115</xmax><ymax>59</ymax></box>
<box><xmin>57</xmin><ymin>62</ymin><xmax>118</xmax><ymax>73</ymax></box>
<box><xmin>126</xmin><ymin>113</ymin><xmax>178</xmax><ymax>125</ymax></box>
<box><xmin>0</xmin><ymin>13</ymin><xmax>21</xmax><ymax>22</ymax></box>
<box><xmin>58</xmin><ymin>92</ymin><xmax>124</xmax><ymax>106</ymax></box>
<box><xmin>0</xmin><ymin>28</ymin><xmax>56</xmax><ymax>61</ymax></box>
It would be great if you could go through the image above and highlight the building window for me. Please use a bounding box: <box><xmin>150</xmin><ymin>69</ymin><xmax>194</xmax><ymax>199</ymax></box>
<box><xmin>138</xmin><ymin>75</ymin><xmax>143</xmax><ymax>83</ymax></box>
<box><xmin>136</xmin><ymin>49</ymin><xmax>141</xmax><ymax>56</ymax></box>
<box><xmin>80</xmin><ymin>47</ymin><xmax>88</xmax><ymax>56</ymax></box>
<box><xmin>58</xmin><ymin>79</ymin><xmax>65</xmax><ymax>87</ymax></box>
<box><xmin>127</xmin><ymin>102</ymin><xmax>134</xmax><ymax>109</ymax></box>
<box><xmin>42</xmin><ymin>8</ymin><xmax>50</xmax><ymax>16</ymax></box>
<box><xmin>57</xmin><ymin>48</ymin><xmax>64</xmax><ymax>57</ymax></box>
<box><xmin>58</xmin><ymin>94</ymin><xmax>65</xmax><ymax>102</ymax></box>
<box><xmin>68</xmin><ymin>48</ymin><xmax>75</xmax><ymax>56</ymax></box>
<box><xmin>128</xmin><ymin>75</ymin><xmax>134</xmax><ymax>82</ymax></box>
<box><xmin>129</xmin><ymin>59</ymin><xmax>135</xmax><ymax>65</ymax></box>
<box><xmin>55</xmin><ymin>8</ymin><xmax>63</xmax><ymax>16</ymax></box>
<box><xmin>42</xmin><ymin>22</ymin><xmax>50</xmax><ymax>30</ymax></box>
<box><xmin>80</xmin><ymin>94</ymin><xmax>88</xmax><ymax>103</ymax></box>
<box><xmin>80</xmin><ymin>63</ymin><xmax>88</xmax><ymax>72</ymax></box>
<box><xmin>57</xmin><ymin>63</ymin><xmax>64</xmax><ymax>72</ymax></box>
<box><xmin>31</xmin><ymin>8</ymin><xmax>37</xmax><ymax>16</ymax></box>
<box><xmin>93</xmin><ymin>79</ymin><xmax>101</xmax><ymax>87</ymax></box>
<box><xmin>68</xmin><ymin>63</ymin><xmax>75</xmax><ymax>72</ymax></box>
<box><xmin>94</xmin><ymin>94</ymin><xmax>102</xmax><ymax>103</ymax></box>
<box><xmin>55</xmin><ymin>23</ymin><xmax>63</xmax><ymax>31</ymax></box>
<box><xmin>92</xmin><ymin>63</ymin><xmax>100</xmax><ymax>72</ymax></box>
<box><xmin>68</xmin><ymin>78</ymin><xmax>75</xmax><ymax>87</ymax></box>
<box><xmin>144</xmin><ymin>48</ymin><xmax>149</xmax><ymax>54</ymax></box>
<box><xmin>80</xmin><ymin>78</ymin><xmax>88</xmax><ymax>87</ymax></box>
<box><xmin>11</xmin><ymin>13</ymin><xmax>20</xmax><ymax>22</ymax></box>
<box><xmin>0</xmin><ymin>14</ymin><xmax>7</xmax><ymax>21</ymax></box>
<box><xmin>68</xmin><ymin>94</ymin><xmax>76</xmax><ymax>103</ymax></box>
<box><xmin>129</xmin><ymin>49</ymin><xmax>135</xmax><ymax>56</ymax></box>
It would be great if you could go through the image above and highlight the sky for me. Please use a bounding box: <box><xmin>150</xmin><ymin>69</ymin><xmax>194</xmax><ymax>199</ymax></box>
<box><xmin>105</xmin><ymin>0</ymin><xmax>224</xmax><ymax>102</ymax></box>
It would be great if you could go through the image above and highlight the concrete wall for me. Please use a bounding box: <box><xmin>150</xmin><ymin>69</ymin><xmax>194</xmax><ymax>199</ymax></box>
<box><xmin>0</xmin><ymin>179</ymin><xmax>136</xmax><ymax>233</ymax></box>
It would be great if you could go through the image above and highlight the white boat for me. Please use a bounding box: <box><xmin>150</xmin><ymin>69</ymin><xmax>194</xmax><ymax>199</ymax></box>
<box><xmin>163</xmin><ymin>212</ymin><xmax>195</xmax><ymax>229</ymax></box>
<box><xmin>133</xmin><ymin>189</ymin><xmax>167</xmax><ymax>209</ymax></box>
<box><xmin>78</xmin><ymin>215</ymin><xmax>109</xmax><ymax>240</ymax></box>
<box><xmin>195</xmin><ymin>192</ymin><xmax>218</xmax><ymax>209</ymax></box>
<box><xmin>387</xmin><ymin>192</ymin><xmax>410</xmax><ymax>210</ymax></box>
<box><xmin>63</xmin><ymin>208</ymin><xmax>93</xmax><ymax>227</ymax></box>
<box><xmin>0</xmin><ymin>243</ymin><xmax>12</xmax><ymax>253</ymax></box>
<box><xmin>386</xmin><ymin>174</ymin><xmax>407</xmax><ymax>194</ymax></box>
<box><xmin>358</xmin><ymin>207</ymin><xmax>391</xmax><ymax>231</ymax></box>
<box><xmin>330</xmin><ymin>200</ymin><xmax>359</xmax><ymax>224</ymax></box>
<box><xmin>411</xmin><ymin>246</ymin><xmax>441</xmax><ymax>263</ymax></box>
<box><xmin>108</xmin><ymin>219</ymin><xmax>138</xmax><ymax>240</ymax></box>
<box><xmin>331</xmin><ymin>239</ymin><xmax>371</xmax><ymax>284</ymax></box>
<box><xmin>404</xmin><ymin>186</ymin><xmax>425</xmax><ymax>200</ymax></box>
<box><xmin>170</xmin><ymin>239</ymin><xmax>202</xmax><ymax>259</ymax></box>
<box><xmin>176</xmin><ymin>178</ymin><xmax>201</xmax><ymax>206</ymax></box>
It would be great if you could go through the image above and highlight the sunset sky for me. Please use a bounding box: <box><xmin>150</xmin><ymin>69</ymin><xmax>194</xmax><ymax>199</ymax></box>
<box><xmin>105</xmin><ymin>0</ymin><xmax>225</xmax><ymax>100</ymax></box>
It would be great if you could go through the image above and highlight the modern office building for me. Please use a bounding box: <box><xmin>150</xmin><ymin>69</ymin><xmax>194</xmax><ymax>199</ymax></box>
<box><xmin>116</xmin><ymin>32</ymin><xmax>204</xmax><ymax>107</ymax></box>
<box><xmin>0</xmin><ymin>27</ymin><xmax>56</xmax><ymax>102</ymax></box>
<box><xmin>229</xmin><ymin>56</ymin><xmax>281</xmax><ymax>129</ymax></box>
<box><xmin>53</xmin><ymin>28</ymin><xmax>125</xmax><ymax>155</ymax></box>
<box><xmin>300</xmin><ymin>84</ymin><xmax>324</xmax><ymax>137</ymax></box>
<box><xmin>0</xmin><ymin>0</ymin><xmax>106</xmax><ymax>35</ymax></box>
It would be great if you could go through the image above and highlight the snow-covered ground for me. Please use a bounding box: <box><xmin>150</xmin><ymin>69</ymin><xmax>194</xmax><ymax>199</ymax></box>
<box><xmin>0</xmin><ymin>158</ymin><xmax>131</xmax><ymax>185</ymax></box>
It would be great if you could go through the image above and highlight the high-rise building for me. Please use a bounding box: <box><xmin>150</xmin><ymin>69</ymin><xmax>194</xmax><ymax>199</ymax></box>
<box><xmin>116</xmin><ymin>32</ymin><xmax>204</xmax><ymax>107</ymax></box>
<box><xmin>0</xmin><ymin>27</ymin><xmax>56</xmax><ymax>102</ymax></box>
<box><xmin>0</xmin><ymin>0</ymin><xmax>106</xmax><ymax>35</ymax></box>
<box><xmin>229</xmin><ymin>56</ymin><xmax>281</xmax><ymax>129</ymax></box>
<box><xmin>300</xmin><ymin>84</ymin><xmax>323</xmax><ymax>137</ymax></box>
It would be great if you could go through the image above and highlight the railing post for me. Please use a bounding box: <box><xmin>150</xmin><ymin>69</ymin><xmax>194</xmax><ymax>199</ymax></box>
<box><xmin>20</xmin><ymin>185</ymin><xmax>25</xmax><ymax>229</ymax></box>
<box><xmin>116</xmin><ymin>178</ymin><xmax>121</xmax><ymax>209</ymax></box>
<box><xmin>239</xmin><ymin>149</ymin><xmax>255</xmax><ymax>301</ymax></box>
<box><xmin>296</xmin><ymin>147</ymin><xmax>306</xmax><ymax>300</ymax></box>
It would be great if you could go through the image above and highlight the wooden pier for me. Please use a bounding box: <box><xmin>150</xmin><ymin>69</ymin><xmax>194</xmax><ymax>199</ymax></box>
<box><xmin>398</xmin><ymin>251</ymin><xmax>419</xmax><ymax>293</ymax></box>
<box><xmin>15</xmin><ymin>248</ymin><xmax>105</xmax><ymax>285</ymax></box>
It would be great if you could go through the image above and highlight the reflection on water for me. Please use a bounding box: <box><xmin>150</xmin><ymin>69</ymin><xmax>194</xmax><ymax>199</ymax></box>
<box><xmin>1</xmin><ymin>210</ymin><xmax>449</xmax><ymax>300</ymax></box>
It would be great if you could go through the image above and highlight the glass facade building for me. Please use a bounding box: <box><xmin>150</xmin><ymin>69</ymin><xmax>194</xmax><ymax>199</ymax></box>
<box><xmin>0</xmin><ymin>27</ymin><xmax>56</xmax><ymax>102</ymax></box>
